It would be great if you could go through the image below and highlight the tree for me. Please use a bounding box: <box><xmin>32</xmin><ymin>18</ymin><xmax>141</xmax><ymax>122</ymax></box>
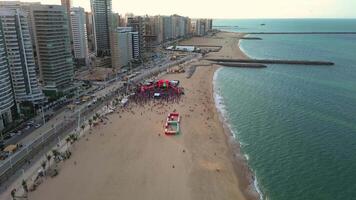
<box><xmin>22</xmin><ymin>180</ymin><xmax>28</xmax><ymax>193</ymax></box>
<box><xmin>52</xmin><ymin>149</ymin><xmax>60</xmax><ymax>161</ymax></box>
<box><xmin>47</xmin><ymin>154</ymin><xmax>52</xmax><ymax>167</ymax></box>
<box><xmin>65</xmin><ymin>137</ymin><xmax>71</xmax><ymax>148</ymax></box>
<box><xmin>41</xmin><ymin>161</ymin><xmax>46</xmax><ymax>170</ymax></box>
<box><xmin>88</xmin><ymin>119</ymin><xmax>93</xmax><ymax>128</ymax></box>
<box><xmin>41</xmin><ymin>160</ymin><xmax>47</xmax><ymax>176</ymax></box>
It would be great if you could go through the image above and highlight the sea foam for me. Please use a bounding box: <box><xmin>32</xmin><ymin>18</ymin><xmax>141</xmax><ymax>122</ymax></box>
<box><xmin>213</xmin><ymin>68</ymin><xmax>264</xmax><ymax>200</ymax></box>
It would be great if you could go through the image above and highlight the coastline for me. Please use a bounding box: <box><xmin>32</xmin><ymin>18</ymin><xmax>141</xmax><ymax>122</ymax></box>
<box><xmin>26</xmin><ymin>31</ymin><xmax>259</xmax><ymax>200</ymax></box>
<box><xmin>213</xmin><ymin>68</ymin><xmax>263</xmax><ymax>200</ymax></box>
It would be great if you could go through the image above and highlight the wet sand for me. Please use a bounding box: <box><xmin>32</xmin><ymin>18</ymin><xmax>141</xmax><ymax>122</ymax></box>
<box><xmin>29</xmin><ymin>32</ymin><xmax>258</xmax><ymax>200</ymax></box>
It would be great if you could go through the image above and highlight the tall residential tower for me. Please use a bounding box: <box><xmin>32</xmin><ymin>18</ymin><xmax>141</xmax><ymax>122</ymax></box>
<box><xmin>30</xmin><ymin>4</ymin><xmax>74</xmax><ymax>93</ymax></box>
<box><xmin>71</xmin><ymin>7</ymin><xmax>89</xmax><ymax>66</ymax></box>
<box><xmin>90</xmin><ymin>0</ymin><xmax>112</xmax><ymax>57</ymax></box>
<box><xmin>0</xmin><ymin>20</ymin><xmax>15</xmax><ymax>131</ymax></box>
<box><xmin>0</xmin><ymin>8</ymin><xmax>44</xmax><ymax>106</ymax></box>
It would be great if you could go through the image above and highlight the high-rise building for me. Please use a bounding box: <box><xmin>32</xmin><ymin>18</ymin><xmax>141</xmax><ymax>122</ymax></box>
<box><xmin>30</xmin><ymin>4</ymin><xmax>74</xmax><ymax>93</ymax></box>
<box><xmin>194</xmin><ymin>19</ymin><xmax>213</xmax><ymax>36</ymax></box>
<box><xmin>111</xmin><ymin>25</ymin><xmax>139</xmax><ymax>67</ymax></box>
<box><xmin>111</xmin><ymin>27</ymin><xmax>133</xmax><ymax>69</ymax></box>
<box><xmin>207</xmin><ymin>19</ymin><xmax>213</xmax><ymax>32</ymax></box>
<box><xmin>61</xmin><ymin>0</ymin><xmax>73</xmax><ymax>48</ymax></box>
<box><xmin>0</xmin><ymin>8</ymin><xmax>44</xmax><ymax>106</ymax></box>
<box><xmin>0</xmin><ymin>1</ymin><xmax>41</xmax><ymax>47</ymax></box>
<box><xmin>127</xmin><ymin>16</ymin><xmax>145</xmax><ymax>57</ymax></box>
<box><xmin>153</xmin><ymin>16</ymin><xmax>164</xmax><ymax>44</ymax></box>
<box><xmin>163</xmin><ymin>16</ymin><xmax>172</xmax><ymax>41</ymax></box>
<box><xmin>85</xmin><ymin>12</ymin><xmax>95</xmax><ymax>52</ymax></box>
<box><xmin>0</xmin><ymin>20</ymin><xmax>15</xmax><ymax>131</ymax></box>
<box><xmin>71</xmin><ymin>7</ymin><xmax>89</xmax><ymax>66</ymax></box>
<box><xmin>131</xmin><ymin>31</ymin><xmax>140</xmax><ymax>60</ymax></box>
<box><xmin>90</xmin><ymin>0</ymin><xmax>112</xmax><ymax>57</ymax></box>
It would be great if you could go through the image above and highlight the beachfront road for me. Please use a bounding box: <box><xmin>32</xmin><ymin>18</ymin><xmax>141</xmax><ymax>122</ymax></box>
<box><xmin>0</xmin><ymin>52</ymin><xmax>200</xmax><ymax>192</ymax></box>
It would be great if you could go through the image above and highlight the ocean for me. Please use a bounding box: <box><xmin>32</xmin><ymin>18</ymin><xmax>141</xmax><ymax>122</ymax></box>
<box><xmin>213</xmin><ymin>19</ymin><xmax>356</xmax><ymax>200</ymax></box>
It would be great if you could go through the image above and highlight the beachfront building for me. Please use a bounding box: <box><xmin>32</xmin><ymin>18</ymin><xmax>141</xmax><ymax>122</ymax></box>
<box><xmin>111</xmin><ymin>27</ymin><xmax>133</xmax><ymax>69</ymax></box>
<box><xmin>71</xmin><ymin>7</ymin><xmax>89</xmax><ymax>66</ymax></box>
<box><xmin>30</xmin><ymin>4</ymin><xmax>74</xmax><ymax>94</ymax></box>
<box><xmin>85</xmin><ymin>11</ymin><xmax>95</xmax><ymax>52</ymax></box>
<box><xmin>0</xmin><ymin>8</ymin><xmax>45</xmax><ymax>107</ymax></box>
<box><xmin>194</xmin><ymin>19</ymin><xmax>213</xmax><ymax>36</ymax></box>
<box><xmin>131</xmin><ymin>31</ymin><xmax>140</xmax><ymax>60</ymax></box>
<box><xmin>111</xmin><ymin>26</ymin><xmax>140</xmax><ymax>68</ymax></box>
<box><xmin>127</xmin><ymin>16</ymin><xmax>145</xmax><ymax>58</ymax></box>
<box><xmin>90</xmin><ymin>0</ymin><xmax>112</xmax><ymax>57</ymax></box>
<box><xmin>0</xmin><ymin>20</ymin><xmax>15</xmax><ymax>131</ymax></box>
<box><xmin>61</xmin><ymin>0</ymin><xmax>73</xmax><ymax>49</ymax></box>
<box><xmin>153</xmin><ymin>15</ymin><xmax>164</xmax><ymax>44</ymax></box>
<box><xmin>0</xmin><ymin>1</ymin><xmax>41</xmax><ymax>46</ymax></box>
<box><xmin>163</xmin><ymin>16</ymin><xmax>173</xmax><ymax>41</ymax></box>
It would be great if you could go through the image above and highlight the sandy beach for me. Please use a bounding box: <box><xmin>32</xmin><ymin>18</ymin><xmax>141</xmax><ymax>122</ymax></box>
<box><xmin>29</xmin><ymin>32</ymin><xmax>258</xmax><ymax>200</ymax></box>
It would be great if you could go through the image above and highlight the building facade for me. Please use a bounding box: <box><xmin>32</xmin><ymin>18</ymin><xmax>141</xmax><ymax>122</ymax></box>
<box><xmin>0</xmin><ymin>20</ymin><xmax>14</xmax><ymax>131</ymax></box>
<box><xmin>112</xmin><ymin>27</ymin><xmax>133</xmax><ymax>69</ymax></box>
<box><xmin>194</xmin><ymin>19</ymin><xmax>213</xmax><ymax>36</ymax></box>
<box><xmin>90</xmin><ymin>0</ymin><xmax>112</xmax><ymax>57</ymax></box>
<box><xmin>71</xmin><ymin>7</ymin><xmax>89</xmax><ymax>66</ymax></box>
<box><xmin>127</xmin><ymin>16</ymin><xmax>144</xmax><ymax>58</ymax></box>
<box><xmin>61</xmin><ymin>0</ymin><xmax>73</xmax><ymax>48</ymax></box>
<box><xmin>0</xmin><ymin>8</ymin><xmax>44</xmax><ymax>106</ymax></box>
<box><xmin>163</xmin><ymin>16</ymin><xmax>172</xmax><ymax>41</ymax></box>
<box><xmin>30</xmin><ymin>4</ymin><xmax>74</xmax><ymax>93</ymax></box>
<box><xmin>0</xmin><ymin>1</ymin><xmax>41</xmax><ymax>48</ymax></box>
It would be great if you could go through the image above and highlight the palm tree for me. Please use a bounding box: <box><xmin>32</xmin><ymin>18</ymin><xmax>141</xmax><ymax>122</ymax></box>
<box><xmin>41</xmin><ymin>160</ymin><xmax>47</xmax><ymax>176</ymax></box>
<box><xmin>88</xmin><ymin>119</ymin><xmax>93</xmax><ymax>128</ymax></box>
<box><xmin>52</xmin><ymin>149</ymin><xmax>60</xmax><ymax>162</ymax></box>
<box><xmin>22</xmin><ymin>180</ymin><xmax>28</xmax><ymax>193</ymax></box>
<box><xmin>65</xmin><ymin>137</ymin><xmax>71</xmax><ymax>149</ymax></box>
<box><xmin>47</xmin><ymin>154</ymin><xmax>52</xmax><ymax>167</ymax></box>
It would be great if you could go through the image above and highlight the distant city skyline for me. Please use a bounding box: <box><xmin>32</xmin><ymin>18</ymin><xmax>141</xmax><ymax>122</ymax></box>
<box><xmin>3</xmin><ymin>0</ymin><xmax>356</xmax><ymax>19</ymax></box>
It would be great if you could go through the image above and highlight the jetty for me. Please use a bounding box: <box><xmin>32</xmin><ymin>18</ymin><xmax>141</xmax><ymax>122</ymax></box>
<box><xmin>207</xmin><ymin>58</ymin><xmax>334</xmax><ymax>66</ymax></box>
<box><xmin>233</xmin><ymin>36</ymin><xmax>262</xmax><ymax>40</ymax></box>
<box><xmin>214</xmin><ymin>62</ymin><xmax>266</xmax><ymax>68</ymax></box>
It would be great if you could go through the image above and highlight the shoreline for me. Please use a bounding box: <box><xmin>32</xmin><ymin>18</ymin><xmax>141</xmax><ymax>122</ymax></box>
<box><xmin>213</xmin><ymin>67</ymin><xmax>263</xmax><ymax>200</ymax></box>
<box><xmin>212</xmin><ymin>33</ymin><xmax>265</xmax><ymax>200</ymax></box>
<box><xmin>25</xmin><ymin>31</ymin><xmax>260</xmax><ymax>200</ymax></box>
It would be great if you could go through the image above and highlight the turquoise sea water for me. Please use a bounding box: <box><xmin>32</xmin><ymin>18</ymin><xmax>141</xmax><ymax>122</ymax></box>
<box><xmin>213</xmin><ymin>19</ymin><xmax>356</xmax><ymax>200</ymax></box>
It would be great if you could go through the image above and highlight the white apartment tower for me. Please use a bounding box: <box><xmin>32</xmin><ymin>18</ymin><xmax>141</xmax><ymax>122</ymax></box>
<box><xmin>0</xmin><ymin>8</ymin><xmax>44</xmax><ymax>105</ymax></box>
<box><xmin>30</xmin><ymin>5</ymin><xmax>74</xmax><ymax>93</ymax></box>
<box><xmin>112</xmin><ymin>27</ymin><xmax>140</xmax><ymax>69</ymax></box>
<box><xmin>71</xmin><ymin>7</ymin><xmax>89</xmax><ymax>66</ymax></box>
<box><xmin>0</xmin><ymin>1</ymin><xmax>41</xmax><ymax>46</ymax></box>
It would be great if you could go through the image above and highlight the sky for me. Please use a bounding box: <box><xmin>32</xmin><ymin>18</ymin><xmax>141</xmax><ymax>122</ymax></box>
<box><xmin>7</xmin><ymin>0</ymin><xmax>356</xmax><ymax>19</ymax></box>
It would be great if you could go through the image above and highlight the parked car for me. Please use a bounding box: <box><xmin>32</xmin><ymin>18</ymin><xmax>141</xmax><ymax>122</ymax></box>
<box><xmin>0</xmin><ymin>152</ymin><xmax>8</xmax><ymax>160</ymax></box>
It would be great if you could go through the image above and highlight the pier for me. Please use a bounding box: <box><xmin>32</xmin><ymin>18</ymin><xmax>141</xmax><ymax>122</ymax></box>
<box><xmin>214</xmin><ymin>62</ymin><xmax>267</xmax><ymax>68</ymax></box>
<box><xmin>207</xmin><ymin>58</ymin><xmax>334</xmax><ymax>66</ymax></box>
<box><xmin>233</xmin><ymin>36</ymin><xmax>262</xmax><ymax>40</ymax></box>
